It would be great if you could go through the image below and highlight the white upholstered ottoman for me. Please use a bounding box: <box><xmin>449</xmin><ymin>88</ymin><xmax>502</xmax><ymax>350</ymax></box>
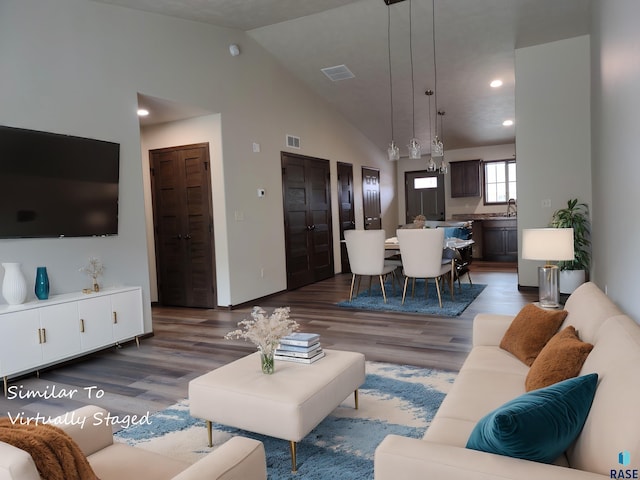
<box><xmin>189</xmin><ymin>349</ymin><xmax>366</xmax><ymax>472</ymax></box>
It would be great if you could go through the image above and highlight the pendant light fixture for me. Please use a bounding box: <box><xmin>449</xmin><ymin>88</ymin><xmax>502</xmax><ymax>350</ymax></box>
<box><xmin>425</xmin><ymin>89</ymin><xmax>437</xmax><ymax>172</ymax></box>
<box><xmin>437</xmin><ymin>110</ymin><xmax>448</xmax><ymax>173</ymax></box>
<box><xmin>386</xmin><ymin>4</ymin><xmax>400</xmax><ymax>161</ymax></box>
<box><xmin>430</xmin><ymin>0</ymin><xmax>444</xmax><ymax>160</ymax></box>
<box><xmin>407</xmin><ymin>0</ymin><xmax>421</xmax><ymax>160</ymax></box>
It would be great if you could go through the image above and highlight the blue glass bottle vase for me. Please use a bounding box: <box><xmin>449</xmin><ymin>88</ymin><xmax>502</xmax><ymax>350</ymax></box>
<box><xmin>35</xmin><ymin>266</ymin><xmax>50</xmax><ymax>300</ymax></box>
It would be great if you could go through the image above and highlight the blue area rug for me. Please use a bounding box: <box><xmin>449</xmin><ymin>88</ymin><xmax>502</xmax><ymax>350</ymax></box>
<box><xmin>337</xmin><ymin>278</ymin><xmax>486</xmax><ymax>316</ymax></box>
<box><xmin>114</xmin><ymin>362</ymin><xmax>456</xmax><ymax>480</ymax></box>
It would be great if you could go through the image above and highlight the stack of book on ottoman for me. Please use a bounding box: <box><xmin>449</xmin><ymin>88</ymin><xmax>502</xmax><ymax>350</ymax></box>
<box><xmin>274</xmin><ymin>333</ymin><xmax>324</xmax><ymax>364</ymax></box>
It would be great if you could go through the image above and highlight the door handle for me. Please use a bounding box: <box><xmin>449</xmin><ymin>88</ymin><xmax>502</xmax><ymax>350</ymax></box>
<box><xmin>185</xmin><ymin>234</ymin><xmax>192</xmax><ymax>240</ymax></box>
<box><xmin>175</xmin><ymin>234</ymin><xmax>182</xmax><ymax>240</ymax></box>
<box><xmin>306</xmin><ymin>224</ymin><xmax>316</xmax><ymax>231</ymax></box>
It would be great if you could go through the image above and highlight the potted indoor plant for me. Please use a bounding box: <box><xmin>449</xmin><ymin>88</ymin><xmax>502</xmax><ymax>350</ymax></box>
<box><xmin>549</xmin><ymin>198</ymin><xmax>591</xmax><ymax>294</ymax></box>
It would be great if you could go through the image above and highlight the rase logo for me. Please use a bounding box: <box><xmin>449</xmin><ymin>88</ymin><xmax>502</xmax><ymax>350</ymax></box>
<box><xmin>611</xmin><ymin>451</ymin><xmax>639</xmax><ymax>479</ymax></box>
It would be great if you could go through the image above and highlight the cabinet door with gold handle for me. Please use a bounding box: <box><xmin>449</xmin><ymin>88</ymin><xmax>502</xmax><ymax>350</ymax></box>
<box><xmin>77</xmin><ymin>295</ymin><xmax>113</xmax><ymax>351</ymax></box>
<box><xmin>38</xmin><ymin>302</ymin><xmax>82</xmax><ymax>363</ymax></box>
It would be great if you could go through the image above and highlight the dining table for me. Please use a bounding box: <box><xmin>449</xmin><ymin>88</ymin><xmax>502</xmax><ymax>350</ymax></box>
<box><xmin>384</xmin><ymin>236</ymin><xmax>475</xmax><ymax>251</ymax></box>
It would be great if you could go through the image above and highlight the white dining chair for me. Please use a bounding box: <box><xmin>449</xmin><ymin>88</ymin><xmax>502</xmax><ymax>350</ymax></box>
<box><xmin>396</xmin><ymin>228</ymin><xmax>454</xmax><ymax>307</ymax></box>
<box><xmin>344</xmin><ymin>229</ymin><xmax>397</xmax><ymax>303</ymax></box>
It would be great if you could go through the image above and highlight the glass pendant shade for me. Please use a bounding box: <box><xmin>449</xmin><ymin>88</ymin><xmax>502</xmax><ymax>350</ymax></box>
<box><xmin>426</xmin><ymin>157</ymin><xmax>437</xmax><ymax>172</ymax></box>
<box><xmin>438</xmin><ymin>159</ymin><xmax>448</xmax><ymax>174</ymax></box>
<box><xmin>387</xmin><ymin>141</ymin><xmax>400</xmax><ymax>161</ymax></box>
<box><xmin>431</xmin><ymin>136</ymin><xmax>444</xmax><ymax>158</ymax></box>
<box><xmin>408</xmin><ymin>138</ymin><xmax>421</xmax><ymax>159</ymax></box>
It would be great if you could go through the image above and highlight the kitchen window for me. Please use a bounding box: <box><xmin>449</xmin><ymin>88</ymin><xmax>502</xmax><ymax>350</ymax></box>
<box><xmin>484</xmin><ymin>159</ymin><xmax>516</xmax><ymax>204</ymax></box>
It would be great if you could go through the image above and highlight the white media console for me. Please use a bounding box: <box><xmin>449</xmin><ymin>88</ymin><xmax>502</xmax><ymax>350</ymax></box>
<box><xmin>0</xmin><ymin>286</ymin><xmax>143</xmax><ymax>396</ymax></box>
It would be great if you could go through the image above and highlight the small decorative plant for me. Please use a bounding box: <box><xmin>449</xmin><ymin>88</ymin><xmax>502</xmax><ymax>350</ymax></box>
<box><xmin>80</xmin><ymin>257</ymin><xmax>104</xmax><ymax>292</ymax></box>
<box><xmin>549</xmin><ymin>199</ymin><xmax>591</xmax><ymax>271</ymax></box>
<box><xmin>413</xmin><ymin>214</ymin><xmax>426</xmax><ymax>228</ymax></box>
<box><xmin>225</xmin><ymin>306</ymin><xmax>299</xmax><ymax>374</ymax></box>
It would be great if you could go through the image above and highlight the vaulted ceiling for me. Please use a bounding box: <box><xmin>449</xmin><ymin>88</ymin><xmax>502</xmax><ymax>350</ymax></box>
<box><xmin>99</xmin><ymin>0</ymin><xmax>591</xmax><ymax>157</ymax></box>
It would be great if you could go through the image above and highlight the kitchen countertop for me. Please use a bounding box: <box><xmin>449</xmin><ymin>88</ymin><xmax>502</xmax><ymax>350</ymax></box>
<box><xmin>451</xmin><ymin>214</ymin><xmax>517</xmax><ymax>221</ymax></box>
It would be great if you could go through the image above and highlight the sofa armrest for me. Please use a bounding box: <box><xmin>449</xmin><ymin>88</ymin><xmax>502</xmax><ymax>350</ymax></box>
<box><xmin>54</xmin><ymin>405</ymin><xmax>114</xmax><ymax>456</ymax></box>
<box><xmin>472</xmin><ymin>313</ymin><xmax>515</xmax><ymax>347</ymax></box>
<box><xmin>172</xmin><ymin>436</ymin><xmax>266</xmax><ymax>480</ymax></box>
<box><xmin>374</xmin><ymin>435</ymin><xmax>607</xmax><ymax>480</ymax></box>
<box><xmin>0</xmin><ymin>442</ymin><xmax>41</xmax><ymax>480</ymax></box>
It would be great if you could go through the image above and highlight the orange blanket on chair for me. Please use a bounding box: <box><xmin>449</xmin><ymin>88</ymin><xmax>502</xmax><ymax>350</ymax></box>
<box><xmin>0</xmin><ymin>417</ymin><xmax>99</xmax><ymax>480</ymax></box>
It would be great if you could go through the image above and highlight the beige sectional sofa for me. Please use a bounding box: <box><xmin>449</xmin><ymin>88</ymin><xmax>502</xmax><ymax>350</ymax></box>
<box><xmin>375</xmin><ymin>282</ymin><xmax>640</xmax><ymax>479</ymax></box>
<box><xmin>0</xmin><ymin>405</ymin><xmax>267</xmax><ymax>480</ymax></box>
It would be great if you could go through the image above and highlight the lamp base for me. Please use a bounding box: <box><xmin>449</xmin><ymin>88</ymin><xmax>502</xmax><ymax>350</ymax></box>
<box><xmin>538</xmin><ymin>265</ymin><xmax>561</xmax><ymax>308</ymax></box>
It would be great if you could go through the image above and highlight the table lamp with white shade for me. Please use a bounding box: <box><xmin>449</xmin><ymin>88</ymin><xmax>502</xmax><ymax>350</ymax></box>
<box><xmin>522</xmin><ymin>228</ymin><xmax>574</xmax><ymax>308</ymax></box>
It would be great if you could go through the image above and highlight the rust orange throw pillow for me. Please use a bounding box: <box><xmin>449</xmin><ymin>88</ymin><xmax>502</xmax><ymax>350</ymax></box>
<box><xmin>525</xmin><ymin>325</ymin><xmax>594</xmax><ymax>391</ymax></box>
<box><xmin>500</xmin><ymin>304</ymin><xmax>567</xmax><ymax>366</ymax></box>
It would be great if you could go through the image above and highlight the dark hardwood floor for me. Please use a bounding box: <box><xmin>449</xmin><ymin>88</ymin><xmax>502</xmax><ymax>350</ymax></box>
<box><xmin>1</xmin><ymin>262</ymin><xmax>536</xmax><ymax>423</ymax></box>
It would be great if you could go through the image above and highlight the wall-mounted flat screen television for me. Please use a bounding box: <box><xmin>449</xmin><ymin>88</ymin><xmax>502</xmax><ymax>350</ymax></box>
<box><xmin>0</xmin><ymin>125</ymin><xmax>120</xmax><ymax>238</ymax></box>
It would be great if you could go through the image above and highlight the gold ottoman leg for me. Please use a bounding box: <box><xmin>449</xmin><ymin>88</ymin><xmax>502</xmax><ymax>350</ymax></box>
<box><xmin>206</xmin><ymin>420</ymin><xmax>213</xmax><ymax>447</ymax></box>
<box><xmin>354</xmin><ymin>389</ymin><xmax>359</xmax><ymax>409</ymax></box>
<box><xmin>290</xmin><ymin>441</ymin><xmax>297</xmax><ymax>472</ymax></box>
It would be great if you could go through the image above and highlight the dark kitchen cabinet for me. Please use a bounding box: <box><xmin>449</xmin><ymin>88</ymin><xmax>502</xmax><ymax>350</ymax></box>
<box><xmin>482</xmin><ymin>218</ymin><xmax>517</xmax><ymax>261</ymax></box>
<box><xmin>450</xmin><ymin>160</ymin><xmax>481</xmax><ymax>198</ymax></box>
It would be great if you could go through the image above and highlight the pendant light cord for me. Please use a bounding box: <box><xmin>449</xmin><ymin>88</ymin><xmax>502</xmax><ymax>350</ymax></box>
<box><xmin>388</xmin><ymin>6</ymin><xmax>395</xmax><ymax>141</ymax></box>
<box><xmin>409</xmin><ymin>0</ymin><xmax>416</xmax><ymax>138</ymax></box>
<box><xmin>432</xmin><ymin>0</ymin><xmax>438</xmax><ymax>138</ymax></box>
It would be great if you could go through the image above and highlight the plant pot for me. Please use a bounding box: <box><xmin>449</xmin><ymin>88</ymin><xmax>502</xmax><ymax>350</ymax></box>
<box><xmin>559</xmin><ymin>269</ymin><xmax>586</xmax><ymax>294</ymax></box>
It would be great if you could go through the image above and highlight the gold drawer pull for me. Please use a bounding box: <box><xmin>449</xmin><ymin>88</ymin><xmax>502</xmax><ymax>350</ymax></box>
<box><xmin>80</xmin><ymin>319</ymin><xmax>85</xmax><ymax>333</ymax></box>
<box><xmin>38</xmin><ymin>328</ymin><xmax>42</xmax><ymax>344</ymax></box>
<box><xmin>41</xmin><ymin>328</ymin><xmax>46</xmax><ymax>344</ymax></box>
<box><xmin>113</xmin><ymin>312</ymin><xmax>118</xmax><ymax>324</ymax></box>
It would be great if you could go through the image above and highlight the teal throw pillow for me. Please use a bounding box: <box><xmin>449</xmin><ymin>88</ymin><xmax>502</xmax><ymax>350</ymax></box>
<box><xmin>466</xmin><ymin>373</ymin><xmax>598</xmax><ymax>464</ymax></box>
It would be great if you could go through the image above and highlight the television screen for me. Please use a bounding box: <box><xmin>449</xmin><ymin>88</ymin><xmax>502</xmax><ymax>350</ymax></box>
<box><xmin>0</xmin><ymin>125</ymin><xmax>119</xmax><ymax>238</ymax></box>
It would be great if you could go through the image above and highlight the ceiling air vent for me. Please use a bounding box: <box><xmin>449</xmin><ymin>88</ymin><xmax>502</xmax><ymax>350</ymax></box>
<box><xmin>286</xmin><ymin>134</ymin><xmax>301</xmax><ymax>149</ymax></box>
<box><xmin>321</xmin><ymin>64</ymin><xmax>355</xmax><ymax>82</ymax></box>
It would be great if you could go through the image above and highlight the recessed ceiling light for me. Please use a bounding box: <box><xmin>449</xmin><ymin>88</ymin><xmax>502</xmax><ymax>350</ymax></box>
<box><xmin>502</xmin><ymin>119</ymin><xmax>514</xmax><ymax>126</ymax></box>
<box><xmin>490</xmin><ymin>79</ymin><xmax>503</xmax><ymax>88</ymax></box>
<box><xmin>137</xmin><ymin>108</ymin><xmax>149</xmax><ymax>117</ymax></box>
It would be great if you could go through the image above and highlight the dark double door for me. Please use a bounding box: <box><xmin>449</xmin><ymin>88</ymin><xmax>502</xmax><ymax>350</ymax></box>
<box><xmin>150</xmin><ymin>143</ymin><xmax>216</xmax><ymax>308</ymax></box>
<box><xmin>282</xmin><ymin>152</ymin><xmax>334</xmax><ymax>290</ymax></box>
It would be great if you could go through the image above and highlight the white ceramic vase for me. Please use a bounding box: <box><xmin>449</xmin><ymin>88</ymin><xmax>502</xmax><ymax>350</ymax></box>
<box><xmin>2</xmin><ymin>262</ymin><xmax>28</xmax><ymax>305</ymax></box>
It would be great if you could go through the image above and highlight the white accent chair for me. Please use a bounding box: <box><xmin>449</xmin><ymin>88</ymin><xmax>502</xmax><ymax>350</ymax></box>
<box><xmin>396</xmin><ymin>228</ymin><xmax>454</xmax><ymax>308</ymax></box>
<box><xmin>344</xmin><ymin>229</ymin><xmax>397</xmax><ymax>303</ymax></box>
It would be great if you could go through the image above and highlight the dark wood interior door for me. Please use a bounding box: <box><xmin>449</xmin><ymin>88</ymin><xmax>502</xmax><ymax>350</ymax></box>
<box><xmin>337</xmin><ymin>162</ymin><xmax>355</xmax><ymax>273</ymax></box>
<box><xmin>362</xmin><ymin>167</ymin><xmax>381</xmax><ymax>230</ymax></box>
<box><xmin>150</xmin><ymin>143</ymin><xmax>216</xmax><ymax>308</ymax></box>
<box><xmin>405</xmin><ymin>170</ymin><xmax>445</xmax><ymax>223</ymax></box>
<box><xmin>282</xmin><ymin>152</ymin><xmax>334</xmax><ymax>290</ymax></box>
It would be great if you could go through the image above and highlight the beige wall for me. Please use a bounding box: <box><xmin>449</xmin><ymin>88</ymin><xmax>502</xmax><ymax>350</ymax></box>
<box><xmin>515</xmin><ymin>36</ymin><xmax>592</xmax><ymax>288</ymax></box>
<box><xmin>0</xmin><ymin>0</ymin><xmax>397</xmax><ymax>317</ymax></box>
<box><xmin>590</xmin><ymin>0</ymin><xmax>640</xmax><ymax>320</ymax></box>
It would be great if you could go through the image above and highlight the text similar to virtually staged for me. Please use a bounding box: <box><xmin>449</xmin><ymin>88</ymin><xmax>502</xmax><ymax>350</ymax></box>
<box><xmin>5</xmin><ymin>384</ymin><xmax>152</xmax><ymax>429</ymax></box>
